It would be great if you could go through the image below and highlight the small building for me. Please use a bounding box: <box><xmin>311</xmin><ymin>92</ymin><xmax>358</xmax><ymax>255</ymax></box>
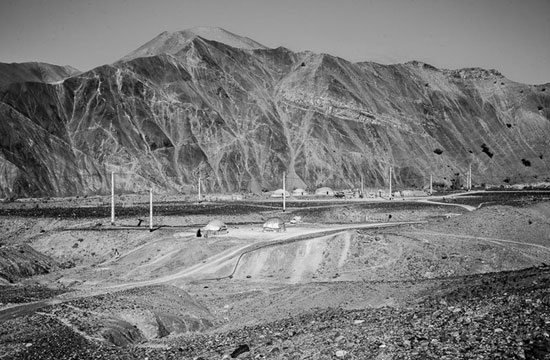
<box><xmin>290</xmin><ymin>216</ymin><xmax>302</xmax><ymax>224</ymax></box>
<box><xmin>201</xmin><ymin>219</ymin><xmax>228</xmax><ymax>238</ymax></box>
<box><xmin>314</xmin><ymin>187</ymin><xmax>334</xmax><ymax>196</ymax></box>
<box><xmin>262</xmin><ymin>217</ymin><xmax>286</xmax><ymax>232</ymax></box>
<box><xmin>270</xmin><ymin>189</ymin><xmax>290</xmax><ymax>198</ymax></box>
<box><xmin>292</xmin><ymin>188</ymin><xmax>308</xmax><ymax>196</ymax></box>
<box><xmin>401</xmin><ymin>190</ymin><xmax>428</xmax><ymax>197</ymax></box>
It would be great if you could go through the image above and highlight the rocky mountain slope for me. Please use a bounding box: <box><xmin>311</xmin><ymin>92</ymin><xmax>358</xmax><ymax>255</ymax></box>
<box><xmin>1</xmin><ymin>27</ymin><xmax>549</xmax><ymax>198</ymax></box>
<box><xmin>0</xmin><ymin>244</ymin><xmax>58</xmax><ymax>284</ymax></box>
<box><xmin>0</xmin><ymin>62</ymin><xmax>80</xmax><ymax>88</ymax></box>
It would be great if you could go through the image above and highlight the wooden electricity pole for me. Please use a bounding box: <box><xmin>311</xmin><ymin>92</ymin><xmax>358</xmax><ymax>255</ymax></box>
<box><xmin>468</xmin><ymin>164</ymin><xmax>472</xmax><ymax>190</ymax></box>
<box><xmin>283</xmin><ymin>171</ymin><xmax>286</xmax><ymax>212</ymax></box>
<box><xmin>389</xmin><ymin>167</ymin><xmax>392</xmax><ymax>199</ymax></box>
<box><xmin>198</xmin><ymin>175</ymin><xmax>201</xmax><ymax>201</ymax></box>
<box><xmin>149</xmin><ymin>188</ymin><xmax>153</xmax><ymax>231</ymax></box>
<box><xmin>111</xmin><ymin>172</ymin><xmax>115</xmax><ymax>225</ymax></box>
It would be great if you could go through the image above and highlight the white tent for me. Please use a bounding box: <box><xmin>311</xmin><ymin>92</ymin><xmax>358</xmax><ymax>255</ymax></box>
<box><xmin>201</xmin><ymin>219</ymin><xmax>228</xmax><ymax>238</ymax></box>
<box><xmin>292</xmin><ymin>188</ymin><xmax>307</xmax><ymax>196</ymax></box>
<box><xmin>262</xmin><ymin>217</ymin><xmax>286</xmax><ymax>232</ymax></box>
<box><xmin>270</xmin><ymin>189</ymin><xmax>290</xmax><ymax>198</ymax></box>
<box><xmin>314</xmin><ymin>187</ymin><xmax>334</xmax><ymax>196</ymax></box>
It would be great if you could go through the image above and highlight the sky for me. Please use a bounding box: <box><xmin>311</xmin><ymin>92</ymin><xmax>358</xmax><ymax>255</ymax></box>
<box><xmin>1</xmin><ymin>0</ymin><xmax>549</xmax><ymax>84</ymax></box>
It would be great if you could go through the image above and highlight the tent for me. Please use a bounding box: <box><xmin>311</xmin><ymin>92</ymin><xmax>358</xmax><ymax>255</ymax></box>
<box><xmin>270</xmin><ymin>189</ymin><xmax>290</xmax><ymax>198</ymax></box>
<box><xmin>201</xmin><ymin>219</ymin><xmax>228</xmax><ymax>238</ymax></box>
<box><xmin>262</xmin><ymin>217</ymin><xmax>286</xmax><ymax>232</ymax></box>
<box><xmin>314</xmin><ymin>187</ymin><xmax>334</xmax><ymax>196</ymax></box>
<box><xmin>292</xmin><ymin>188</ymin><xmax>307</xmax><ymax>196</ymax></box>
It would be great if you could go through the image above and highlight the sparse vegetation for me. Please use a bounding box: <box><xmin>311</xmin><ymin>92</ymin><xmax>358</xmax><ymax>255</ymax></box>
<box><xmin>450</xmin><ymin>172</ymin><xmax>462</xmax><ymax>190</ymax></box>
<box><xmin>481</xmin><ymin>143</ymin><xmax>494</xmax><ymax>158</ymax></box>
<box><xmin>431</xmin><ymin>181</ymin><xmax>447</xmax><ymax>191</ymax></box>
<box><xmin>433</xmin><ymin>148</ymin><xmax>443</xmax><ymax>155</ymax></box>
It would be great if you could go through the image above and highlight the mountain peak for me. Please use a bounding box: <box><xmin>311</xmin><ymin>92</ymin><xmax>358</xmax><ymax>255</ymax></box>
<box><xmin>118</xmin><ymin>27</ymin><xmax>267</xmax><ymax>63</ymax></box>
<box><xmin>183</xmin><ymin>26</ymin><xmax>267</xmax><ymax>49</ymax></box>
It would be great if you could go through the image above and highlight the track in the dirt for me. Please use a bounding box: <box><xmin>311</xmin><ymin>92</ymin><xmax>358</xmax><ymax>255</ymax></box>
<box><xmin>0</xmin><ymin>221</ymin><xmax>420</xmax><ymax>323</ymax></box>
<box><xmin>97</xmin><ymin>221</ymin><xmax>426</xmax><ymax>289</ymax></box>
<box><xmin>205</xmin><ymin>221</ymin><xmax>425</xmax><ymax>281</ymax></box>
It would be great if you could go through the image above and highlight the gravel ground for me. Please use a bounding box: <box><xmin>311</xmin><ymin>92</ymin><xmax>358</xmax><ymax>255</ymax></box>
<box><xmin>1</xmin><ymin>265</ymin><xmax>549</xmax><ymax>359</ymax></box>
<box><xmin>1</xmin><ymin>194</ymin><xmax>550</xmax><ymax>359</ymax></box>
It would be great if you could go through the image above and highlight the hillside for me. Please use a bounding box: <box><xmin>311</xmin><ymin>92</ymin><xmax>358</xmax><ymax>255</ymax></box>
<box><xmin>0</xmin><ymin>27</ymin><xmax>549</xmax><ymax>198</ymax></box>
<box><xmin>0</xmin><ymin>62</ymin><xmax>80</xmax><ymax>88</ymax></box>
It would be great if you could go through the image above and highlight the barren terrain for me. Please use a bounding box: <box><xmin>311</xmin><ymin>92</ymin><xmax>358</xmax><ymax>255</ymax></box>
<box><xmin>2</xmin><ymin>27</ymin><xmax>550</xmax><ymax>199</ymax></box>
<box><xmin>1</xmin><ymin>191</ymin><xmax>550</xmax><ymax>359</ymax></box>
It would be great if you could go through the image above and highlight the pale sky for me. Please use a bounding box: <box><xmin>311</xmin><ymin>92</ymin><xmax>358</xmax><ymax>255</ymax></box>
<box><xmin>1</xmin><ymin>0</ymin><xmax>549</xmax><ymax>84</ymax></box>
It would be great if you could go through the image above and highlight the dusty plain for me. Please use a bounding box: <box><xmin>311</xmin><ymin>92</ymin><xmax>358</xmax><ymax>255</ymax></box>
<box><xmin>1</xmin><ymin>191</ymin><xmax>550</xmax><ymax>359</ymax></box>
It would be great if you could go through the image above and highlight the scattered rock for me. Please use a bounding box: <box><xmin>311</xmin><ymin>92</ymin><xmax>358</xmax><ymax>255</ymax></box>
<box><xmin>335</xmin><ymin>349</ymin><xmax>348</xmax><ymax>358</ymax></box>
<box><xmin>230</xmin><ymin>344</ymin><xmax>250</xmax><ymax>358</ymax></box>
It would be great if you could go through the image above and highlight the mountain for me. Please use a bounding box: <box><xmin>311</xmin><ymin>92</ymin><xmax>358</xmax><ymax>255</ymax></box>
<box><xmin>0</xmin><ymin>62</ymin><xmax>80</xmax><ymax>88</ymax></box>
<box><xmin>119</xmin><ymin>26</ymin><xmax>267</xmax><ymax>63</ymax></box>
<box><xmin>0</xmin><ymin>27</ymin><xmax>549</xmax><ymax>198</ymax></box>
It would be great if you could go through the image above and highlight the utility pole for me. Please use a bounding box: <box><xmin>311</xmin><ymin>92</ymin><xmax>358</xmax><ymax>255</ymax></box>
<box><xmin>282</xmin><ymin>171</ymin><xmax>286</xmax><ymax>212</ymax></box>
<box><xmin>468</xmin><ymin>164</ymin><xmax>472</xmax><ymax>191</ymax></box>
<box><xmin>361</xmin><ymin>174</ymin><xmax>364</xmax><ymax>196</ymax></box>
<box><xmin>389</xmin><ymin>167</ymin><xmax>392</xmax><ymax>200</ymax></box>
<box><xmin>149</xmin><ymin>188</ymin><xmax>153</xmax><ymax>231</ymax></box>
<box><xmin>111</xmin><ymin>172</ymin><xmax>115</xmax><ymax>225</ymax></box>
<box><xmin>430</xmin><ymin>174</ymin><xmax>433</xmax><ymax>195</ymax></box>
<box><xmin>198</xmin><ymin>175</ymin><xmax>201</xmax><ymax>201</ymax></box>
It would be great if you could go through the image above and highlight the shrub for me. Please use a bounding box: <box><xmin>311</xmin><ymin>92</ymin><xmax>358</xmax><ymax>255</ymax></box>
<box><xmin>432</xmin><ymin>181</ymin><xmax>447</xmax><ymax>191</ymax></box>
<box><xmin>450</xmin><ymin>173</ymin><xmax>462</xmax><ymax>190</ymax></box>
<box><xmin>481</xmin><ymin>143</ymin><xmax>494</xmax><ymax>158</ymax></box>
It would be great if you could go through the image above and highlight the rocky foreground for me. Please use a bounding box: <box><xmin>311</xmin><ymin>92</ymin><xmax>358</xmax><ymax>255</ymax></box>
<box><xmin>1</xmin><ymin>265</ymin><xmax>549</xmax><ymax>360</ymax></box>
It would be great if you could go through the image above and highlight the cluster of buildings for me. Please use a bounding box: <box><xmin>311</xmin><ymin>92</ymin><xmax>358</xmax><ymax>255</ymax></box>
<box><xmin>269</xmin><ymin>187</ymin><xmax>428</xmax><ymax>199</ymax></box>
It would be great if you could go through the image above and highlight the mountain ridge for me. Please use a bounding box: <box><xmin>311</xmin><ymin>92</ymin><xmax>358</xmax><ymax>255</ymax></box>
<box><xmin>118</xmin><ymin>26</ymin><xmax>267</xmax><ymax>64</ymax></box>
<box><xmin>0</xmin><ymin>28</ymin><xmax>549</xmax><ymax>198</ymax></box>
<box><xmin>0</xmin><ymin>62</ymin><xmax>80</xmax><ymax>88</ymax></box>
